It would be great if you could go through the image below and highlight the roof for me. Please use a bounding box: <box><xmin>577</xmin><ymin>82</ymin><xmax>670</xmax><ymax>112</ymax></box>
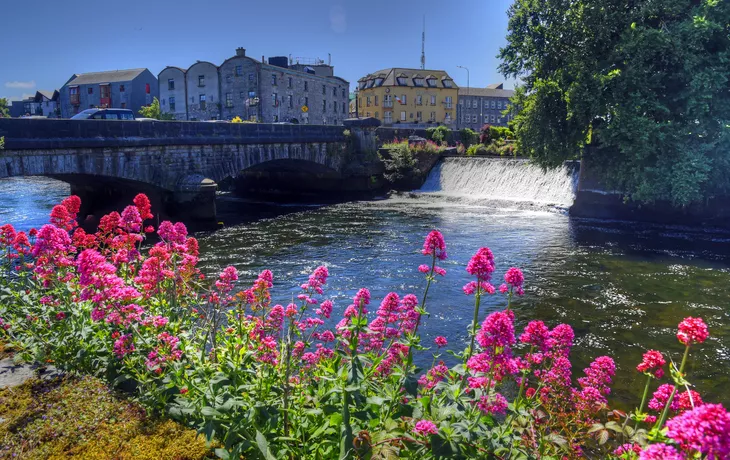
<box><xmin>358</xmin><ymin>68</ymin><xmax>457</xmax><ymax>89</ymax></box>
<box><xmin>36</xmin><ymin>90</ymin><xmax>59</xmax><ymax>101</ymax></box>
<box><xmin>458</xmin><ymin>85</ymin><xmax>515</xmax><ymax>98</ymax></box>
<box><xmin>66</xmin><ymin>68</ymin><xmax>148</xmax><ymax>86</ymax></box>
<box><xmin>486</xmin><ymin>83</ymin><xmax>504</xmax><ymax>89</ymax></box>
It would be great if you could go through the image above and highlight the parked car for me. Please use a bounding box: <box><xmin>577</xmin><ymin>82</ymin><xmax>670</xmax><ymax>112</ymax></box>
<box><xmin>135</xmin><ymin>118</ymin><xmax>158</xmax><ymax>122</ymax></box>
<box><xmin>71</xmin><ymin>108</ymin><xmax>135</xmax><ymax>120</ymax></box>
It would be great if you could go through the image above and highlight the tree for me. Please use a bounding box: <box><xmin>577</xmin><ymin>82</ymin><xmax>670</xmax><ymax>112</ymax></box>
<box><xmin>499</xmin><ymin>0</ymin><xmax>730</xmax><ymax>206</ymax></box>
<box><xmin>0</xmin><ymin>98</ymin><xmax>10</xmax><ymax>118</ymax></box>
<box><xmin>138</xmin><ymin>97</ymin><xmax>174</xmax><ymax>120</ymax></box>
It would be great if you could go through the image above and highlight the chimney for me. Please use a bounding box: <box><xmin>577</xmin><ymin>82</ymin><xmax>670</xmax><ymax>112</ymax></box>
<box><xmin>236</xmin><ymin>47</ymin><xmax>246</xmax><ymax>57</ymax></box>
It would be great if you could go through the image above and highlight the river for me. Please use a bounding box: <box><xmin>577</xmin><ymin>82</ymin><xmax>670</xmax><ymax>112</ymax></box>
<box><xmin>1</xmin><ymin>158</ymin><xmax>728</xmax><ymax>409</ymax></box>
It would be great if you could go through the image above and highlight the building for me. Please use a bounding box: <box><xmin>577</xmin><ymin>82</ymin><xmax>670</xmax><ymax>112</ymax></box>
<box><xmin>9</xmin><ymin>100</ymin><xmax>25</xmax><ymax>117</ymax></box>
<box><xmin>59</xmin><ymin>68</ymin><xmax>158</xmax><ymax>118</ymax></box>
<box><xmin>355</xmin><ymin>68</ymin><xmax>458</xmax><ymax>127</ymax></box>
<box><xmin>33</xmin><ymin>90</ymin><xmax>60</xmax><ymax>117</ymax></box>
<box><xmin>158</xmin><ymin>48</ymin><xmax>350</xmax><ymax>124</ymax></box>
<box><xmin>456</xmin><ymin>83</ymin><xmax>515</xmax><ymax>130</ymax></box>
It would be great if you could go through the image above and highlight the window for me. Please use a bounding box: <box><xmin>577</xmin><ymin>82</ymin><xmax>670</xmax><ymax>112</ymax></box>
<box><xmin>410</xmin><ymin>113</ymin><xmax>414</xmax><ymax>119</ymax></box>
<box><xmin>445</xmin><ymin>113</ymin><xmax>452</xmax><ymax>123</ymax></box>
<box><xmin>334</xmin><ymin>101</ymin><xmax>338</xmax><ymax>113</ymax></box>
<box><xmin>120</xmin><ymin>103</ymin><xmax>126</xmax><ymax>109</ymax></box>
<box><xmin>466</xmin><ymin>100</ymin><xmax>471</xmax><ymax>108</ymax></box>
<box><xmin>445</xmin><ymin>96</ymin><xmax>453</xmax><ymax>108</ymax></box>
<box><xmin>119</xmin><ymin>85</ymin><xmax>125</xmax><ymax>93</ymax></box>
<box><xmin>342</xmin><ymin>88</ymin><xmax>346</xmax><ymax>98</ymax></box>
<box><xmin>430</xmin><ymin>95</ymin><xmax>436</xmax><ymax>105</ymax></box>
<box><xmin>100</xmin><ymin>85</ymin><xmax>110</xmax><ymax>100</ymax></box>
<box><xmin>248</xmin><ymin>90</ymin><xmax>256</xmax><ymax>98</ymax></box>
<box><xmin>272</xmin><ymin>75</ymin><xmax>277</xmax><ymax>85</ymax></box>
<box><xmin>366</xmin><ymin>112</ymin><xmax>370</xmax><ymax>117</ymax></box>
<box><xmin>374</xmin><ymin>111</ymin><xmax>378</xmax><ymax>118</ymax></box>
<box><xmin>416</xmin><ymin>95</ymin><xmax>422</xmax><ymax>105</ymax></box>
<box><xmin>384</xmin><ymin>111</ymin><xmax>392</xmax><ymax>123</ymax></box>
<box><xmin>170</xmin><ymin>96</ymin><xmax>176</xmax><ymax>111</ymax></box>
<box><xmin>304</xmin><ymin>81</ymin><xmax>308</xmax><ymax>91</ymax></box>
<box><xmin>383</xmin><ymin>94</ymin><xmax>393</xmax><ymax>107</ymax></box>
<box><xmin>366</xmin><ymin>96</ymin><xmax>371</xmax><ymax>107</ymax></box>
<box><xmin>199</xmin><ymin>94</ymin><xmax>206</xmax><ymax>110</ymax></box>
<box><xmin>167</xmin><ymin>79</ymin><xmax>175</xmax><ymax>90</ymax></box>
<box><xmin>88</xmin><ymin>87</ymin><xmax>93</xmax><ymax>94</ymax></box>
<box><xmin>473</xmin><ymin>98</ymin><xmax>477</xmax><ymax>107</ymax></box>
<box><xmin>427</xmin><ymin>78</ymin><xmax>436</xmax><ymax>87</ymax></box>
<box><xmin>430</xmin><ymin>111</ymin><xmax>436</xmax><ymax>121</ymax></box>
<box><xmin>323</xmin><ymin>100</ymin><xmax>327</xmax><ymax>112</ymax></box>
<box><xmin>235</xmin><ymin>65</ymin><xmax>243</xmax><ymax>76</ymax></box>
<box><xmin>322</xmin><ymin>84</ymin><xmax>326</xmax><ymax>95</ymax></box>
<box><xmin>288</xmin><ymin>95</ymin><xmax>293</xmax><ymax>108</ymax></box>
<box><xmin>304</xmin><ymin>96</ymin><xmax>308</xmax><ymax>107</ymax></box>
<box><xmin>288</xmin><ymin>77</ymin><xmax>292</xmax><ymax>88</ymax></box>
<box><xmin>375</xmin><ymin>78</ymin><xmax>384</xmax><ymax>86</ymax></box>
<box><xmin>374</xmin><ymin>95</ymin><xmax>378</xmax><ymax>106</ymax></box>
<box><xmin>225</xmin><ymin>93</ymin><xmax>233</xmax><ymax>107</ymax></box>
<box><xmin>497</xmin><ymin>101</ymin><xmax>502</xmax><ymax>109</ymax></box>
<box><xmin>240</xmin><ymin>91</ymin><xmax>245</xmax><ymax>99</ymax></box>
<box><xmin>396</xmin><ymin>77</ymin><xmax>407</xmax><ymax>86</ymax></box>
<box><xmin>400</xmin><ymin>111</ymin><xmax>406</xmax><ymax>121</ymax></box>
<box><xmin>198</xmin><ymin>75</ymin><xmax>205</xmax><ymax>87</ymax></box>
<box><xmin>400</xmin><ymin>94</ymin><xmax>407</xmax><ymax>105</ymax></box>
<box><xmin>491</xmin><ymin>100</ymin><xmax>496</xmax><ymax>109</ymax></box>
<box><xmin>443</xmin><ymin>79</ymin><xmax>453</xmax><ymax>88</ymax></box>
<box><xmin>249</xmin><ymin>73</ymin><xmax>255</xmax><ymax>82</ymax></box>
<box><xmin>414</xmin><ymin>78</ymin><xmax>424</xmax><ymax>86</ymax></box>
<box><xmin>491</xmin><ymin>115</ymin><xmax>496</xmax><ymax>123</ymax></box>
<box><xmin>226</xmin><ymin>75</ymin><xmax>231</xmax><ymax>83</ymax></box>
<box><xmin>359</xmin><ymin>81</ymin><xmax>367</xmax><ymax>90</ymax></box>
<box><xmin>484</xmin><ymin>116</ymin><xmax>489</xmax><ymax>123</ymax></box>
<box><xmin>342</xmin><ymin>101</ymin><xmax>346</xmax><ymax>113</ymax></box>
<box><xmin>416</xmin><ymin>111</ymin><xmax>422</xmax><ymax>120</ymax></box>
<box><xmin>145</xmin><ymin>83</ymin><xmax>150</xmax><ymax>94</ymax></box>
<box><xmin>472</xmin><ymin>115</ymin><xmax>477</xmax><ymax>123</ymax></box>
<box><xmin>272</xmin><ymin>93</ymin><xmax>278</xmax><ymax>106</ymax></box>
<box><xmin>274</xmin><ymin>115</ymin><xmax>279</xmax><ymax>122</ymax></box>
<box><xmin>333</xmin><ymin>87</ymin><xmax>337</xmax><ymax>97</ymax></box>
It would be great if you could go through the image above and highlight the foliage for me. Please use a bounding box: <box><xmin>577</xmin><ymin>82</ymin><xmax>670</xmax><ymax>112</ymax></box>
<box><xmin>138</xmin><ymin>97</ymin><xmax>175</xmax><ymax>120</ymax></box>
<box><xmin>425</xmin><ymin>126</ymin><xmax>451</xmax><ymax>144</ymax></box>
<box><xmin>465</xmin><ymin>144</ymin><xmax>488</xmax><ymax>156</ymax></box>
<box><xmin>0</xmin><ymin>136</ymin><xmax>4</xmax><ymax>150</ymax></box>
<box><xmin>499</xmin><ymin>0</ymin><xmax>730</xmax><ymax>206</ymax></box>
<box><xmin>0</xmin><ymin>375</ymin><xmax>210</xmax><ymax>458</ymax></box>
<box><xmin>0</xmin><ymin>98</ymin><xmax>9</xmax><ymax>118</ymax></box>
<box><xmin>458</xmin><ymin>128</ymin><xmax>479</xmax><ymax>148</ymax></box>
<box><xmin>0</xmin><ymin>196</ymin><xmax>727</xmax><ymax>459</ymax></box>
<box><xmin>231</xmin><ymin>116</ymin><xmax>244</xmax><ymax>123</ymax></box>
<box><xmin>456</xmin><ymin>142</ymin><xmax>466</xmax><ymax>155</ymax></box>
<box><xmin>380</xmin><ymin>139</ymin><xmax>420</xmax><ymax>184</ymax></box>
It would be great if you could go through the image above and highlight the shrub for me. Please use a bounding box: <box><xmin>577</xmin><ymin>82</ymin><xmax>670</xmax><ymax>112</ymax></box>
<box><xmin>466</xmin><ymin>144</ymin><xmax>488</xmax><ymax>156</ymax></box>
<box><xmin>0</xmin><ymin>198</ymin><xmax>726</xmax><ymax>459</ymax></box>
<box><xmin>426</xmin><ymin>125</ymin><xmax>451</xmax><ymax>144</ymax></box>
<box><xmin>479</xmin><ymin>124</ymin><xmax>492</xmax><ymax>144</ymax></box>
<box><xmin>231</xmin><ymin>116</ymin><xmax>243</xmax><ymax>123</ymax></box>
<box><xmin>459</xmin><ymin>128</ymin><xmax>479</xmax><ymax>148</ymax></box>
<box><xmin>456</xmin><ymin>142</ymin><xmax>466</xmax><ymax>155</ymax></box>
<box><xmin>380</xmin><ymin>139</ymin><xmax>419</xmax><ymax>183</ymax></box>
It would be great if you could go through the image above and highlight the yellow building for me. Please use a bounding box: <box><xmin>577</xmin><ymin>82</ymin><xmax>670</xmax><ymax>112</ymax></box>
<box><xmin>356</xmin><ymin>68</ymin><xmax>458</xmax><ymax>126</ymax></box>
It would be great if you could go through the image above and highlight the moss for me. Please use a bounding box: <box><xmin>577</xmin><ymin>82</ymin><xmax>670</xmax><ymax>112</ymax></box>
<box><xmin>0</xmin><ymin>376</ymin><xmax>211</xmax><ymax>459</ymax></box>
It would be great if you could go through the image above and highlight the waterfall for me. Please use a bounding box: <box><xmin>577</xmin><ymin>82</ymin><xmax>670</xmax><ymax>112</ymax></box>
<box><xmin>419</xmin><ymin>157</ymin><xmax>578</xmax><ymax>207</ymax></box>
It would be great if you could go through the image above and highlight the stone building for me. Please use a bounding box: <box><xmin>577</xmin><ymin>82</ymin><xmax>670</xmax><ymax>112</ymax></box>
<box><xmin>159</xmin><ymin>48</ymin><xmax>350</xmax><ymax>124</ymax></box>
<box><xmin>33</xmin><ymin>90</ymin><xmax>60</xmax><ymax>117</ymax></box>
<box><xmin>456</xmin><ymin>83</ymin><xmax>515</xmax><ymax>130</ymax></box>
<box><xmin>59</xmin><ymin>68</ymin><xmax>158</xmax><ymax>118</ymax></box>
<box><xmin>158</xmin><ymin>67</ymin><xmax>187</xmax><ymax>120</ymax></box>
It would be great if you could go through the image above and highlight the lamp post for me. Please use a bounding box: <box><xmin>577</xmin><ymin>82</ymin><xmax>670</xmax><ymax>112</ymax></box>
<box><xmin>457</xmin><ymin>65</ymin><xmax>469</xmax><ymax>128</ymax></box>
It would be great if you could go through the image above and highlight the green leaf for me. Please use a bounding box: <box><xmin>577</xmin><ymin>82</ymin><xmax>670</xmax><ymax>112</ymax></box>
<box><xmin>256</xmin><ymin>430</ymin><xmax>276</xmax><ymax>460</ymax></box>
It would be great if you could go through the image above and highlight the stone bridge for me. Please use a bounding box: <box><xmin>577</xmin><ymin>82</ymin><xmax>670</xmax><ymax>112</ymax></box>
<box><xmin>0</xmin><ymin>119</ymin><xmax>381</xmax><ymax>220</ymax></box>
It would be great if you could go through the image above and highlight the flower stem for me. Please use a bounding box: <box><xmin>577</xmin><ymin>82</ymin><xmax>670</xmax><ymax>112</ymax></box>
<box><xmin>656</xmin><ymin>345</ymin><xmax>691</xmax><ymax>429</ymax></box>
<box><xmin>464</xmin><ymin>286</ymin><xmax>482</xmax><ymax>366</ymax></box>
<box><xmin>632</xmin><ymin>374</ymin><xmax>652</xmax><ymax>430</ymax></box>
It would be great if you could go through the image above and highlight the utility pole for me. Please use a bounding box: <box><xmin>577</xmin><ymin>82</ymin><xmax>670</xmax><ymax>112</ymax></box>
<box><xmin>457</xmin><ymin>65</ymin><xmax>469</xmax><ymax>127</ymax></box>
<box><xmin>420</xmin><ymin>16</ymin><xmax>426</xmax><ymax>70</ymax></box>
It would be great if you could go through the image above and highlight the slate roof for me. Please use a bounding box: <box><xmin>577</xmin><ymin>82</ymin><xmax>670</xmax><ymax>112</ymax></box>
<box><xmin>66</xmin><ymin>68</ymin><xmax>147</xmax><ymax>86</ymax></box>
<box><xmin>458</xmin><ymin>85</ymin><xmax>514</xmax><ymax>98</ymax></box>
<box><xmin>358</xmin><ymin>68</ymin><xmax>457</xmax><ymax>88</ymax></box>
<box><xmin>36</xmin><ymin>90</ymin><xmax>58</xmax><ymax>101</ymax></box>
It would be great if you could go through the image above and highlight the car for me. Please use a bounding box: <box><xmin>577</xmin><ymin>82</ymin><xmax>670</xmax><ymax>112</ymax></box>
<box><xmin>135</xmin><ymin>118</ymin><xmax>158</xmax><ymax>122</ymax></box>
<box><xmin>203</xmin><ymin>119</ymin><xmax>230</xmax><ymax>123</ymax></box>
<box><xmin>71</xmin><ymin>108</ymin><xmax>135</xmax><ymax>120</ymax></box>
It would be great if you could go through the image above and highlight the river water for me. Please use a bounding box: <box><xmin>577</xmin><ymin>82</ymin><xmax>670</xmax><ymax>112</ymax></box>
<box><xmin>1</xmin><ymin>158</ymin><xmax>728</xmax><ymax>409</ymax></box>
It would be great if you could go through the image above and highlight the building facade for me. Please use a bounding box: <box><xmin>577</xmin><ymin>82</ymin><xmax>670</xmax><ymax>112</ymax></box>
<box><xmin>159</xmin><ymin>48</ymin><xmax>350</xmax><ymax>124</ymax></box>
<box><xmin>456</xmin><ymin>83</ymin><xmax>514</xmax><ymax>130</ymax></box>
<box><xmin>158</xmin><ymin>67</ymin><xmax>187</xmax><ymax>120</ymax></box>
<box><xmin>34</xmin><ymin>90</ymin><xmax>60</xmax><ymax>117</ymax></box>
<box><xmin>356</xmin><ymin>68</ymin><xmax>458</xmax><ymax>127</ymax></box>
<box><xmin>59</xmin><ymin>69</ymin><xmax>158</xmax><ymax>118</ymax></box>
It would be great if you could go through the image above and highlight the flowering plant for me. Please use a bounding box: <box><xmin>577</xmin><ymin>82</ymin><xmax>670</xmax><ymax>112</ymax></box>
<box><xmin>0</xmin><ymin>195</ymin><xmax>727</xmax><ymax>459</ymax></box>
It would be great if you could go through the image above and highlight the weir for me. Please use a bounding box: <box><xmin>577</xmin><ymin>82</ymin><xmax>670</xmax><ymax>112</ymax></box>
<box><xmin>419</xmin><ymin>157</ymin><xmax>579</xmax><ymax>207</ymax></box>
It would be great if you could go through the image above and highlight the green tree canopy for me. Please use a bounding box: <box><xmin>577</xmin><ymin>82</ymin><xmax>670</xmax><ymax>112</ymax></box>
<box><xmin>0</xmin><ymin>98</ymin><xmax>10</xmax><ymax>118</ymax></box>
<box><xmin>138</xmin><ymin>97</ymin><xmax>174</xmax><ymax>120</ymax></box>
<box><xmin>500</xmin><ymin>0</ymin><xmax>730</xmax><ymax>206</ymax></box>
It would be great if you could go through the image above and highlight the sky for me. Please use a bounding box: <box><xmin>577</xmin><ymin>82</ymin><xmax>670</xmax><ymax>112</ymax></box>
<box><xmin>1</xmin><ymin>0</ymin><xmax>516</xmax><ymax>101</ymax></box>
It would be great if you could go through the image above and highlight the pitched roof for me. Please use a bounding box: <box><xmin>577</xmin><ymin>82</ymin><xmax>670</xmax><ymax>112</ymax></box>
<box><xmin>359</xmin><ymin>68</ymin><xmax>457</xmax><ymax>88</ymax></box>
<box><xmin>36</xmin><ymin>90</ymin><xmax>59</xmax><ymax>101</ymax></box>
<box><xmin>66</xmin><ymin>68</ymin><xmax>148</xmax><ymax>86</ymax></box>
<box><xmin>458</xmin><ymin>85</ymin><xmax>514</xmax><ymax>98</ymax></box>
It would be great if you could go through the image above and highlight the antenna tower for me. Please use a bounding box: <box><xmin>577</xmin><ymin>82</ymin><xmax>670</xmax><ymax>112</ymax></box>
<box><xmin>421</xmin><ymin>15</ymin><xmax>426</xmax><ymax>70</ymax></box>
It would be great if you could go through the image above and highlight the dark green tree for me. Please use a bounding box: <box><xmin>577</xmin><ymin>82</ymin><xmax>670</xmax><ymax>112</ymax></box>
<box><xmin>0</xmin><ymin>98</ymin><xmax>10</xmax><ymax>118</ymax></box>
<box><xmin>500</xmin><ymin>0</ymin><xmax>730</xmax><ymax>206</ymax></box>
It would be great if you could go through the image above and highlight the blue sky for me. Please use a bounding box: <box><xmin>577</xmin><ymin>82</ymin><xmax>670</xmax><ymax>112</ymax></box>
<box><xmin>1</xmin><ymin>0</ymin><xmax>515</xmax><ymax>101</ymax></box>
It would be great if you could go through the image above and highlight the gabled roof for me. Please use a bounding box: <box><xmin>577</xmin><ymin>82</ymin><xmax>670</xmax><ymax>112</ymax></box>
<box><xmin>359</xmin><ymin>68</ymin><xmax>457</xmax><ymax>88</ymax></box>
<box><xmin>458</xmin><ymin>84</ymin><xmax>514</xmax><ymax>98</ymax></box>
<box><xmin>486</xmin><ymin>83</ymin><xmax>504</xmax><ymax>89</ymax></box>
<box><xmin>35</xmin><ymin>90</ymin><xmax>59</xmax><ymax>102</ymax></box>
<box><xmin>66</xmin><ymin>68</ymin><xmax>148</xmax><ymax>86</ymax></box>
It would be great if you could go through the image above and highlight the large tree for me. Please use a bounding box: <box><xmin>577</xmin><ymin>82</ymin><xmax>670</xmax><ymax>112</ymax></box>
<box><xmin>500</xmin><ymin>0</ymin><xmax>730</xmax><ymax>206</ymax></box>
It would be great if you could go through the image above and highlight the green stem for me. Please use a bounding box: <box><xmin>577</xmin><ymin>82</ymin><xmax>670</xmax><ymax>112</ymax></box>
<box><xmin>464</xmin><ymin>287</ymin><xmax>482</xmax><ymax>366</ymax></box>
<box><xmin>632</xmin><ymin>374</ymin><xmax>653</xmax><ymax>431</ymax></box>
<box><xmin>656</xmin><ymin>345</ymin><xmax>691</xmax><ymax>430</ymax></box>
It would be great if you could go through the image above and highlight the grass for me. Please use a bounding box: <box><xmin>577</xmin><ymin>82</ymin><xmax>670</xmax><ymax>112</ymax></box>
<box><xmin>0</xmin><ymin>374</ymin><xmax>212</xmax><ymax>459</ymax></box>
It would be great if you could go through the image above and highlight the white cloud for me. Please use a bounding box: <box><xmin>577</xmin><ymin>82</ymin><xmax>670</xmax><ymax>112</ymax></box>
<box><xmin>5</xmin><ymin>80</ymin><xmax>36</xmax><ymax>89</ymax></box>
<box><xmin>329</xmin><ymin>5</ymin><xmax>346</xmax><ymax>34</ymax></box>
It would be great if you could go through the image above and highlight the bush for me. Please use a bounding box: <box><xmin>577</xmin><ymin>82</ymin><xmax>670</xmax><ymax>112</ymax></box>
<box><xmin>0</xmin><ymin>199</ymin><xmax>727</xmax><ymax>459</ymax></box>
<box><xmin>426</xmin><ymin>125</ymin><xmax>451</xmax><ymax>144</ymax></box>
<box><xmin>459</xmin><ymin>128</ymin><xmax>479</xmax><ymax>148</ymax></box>
<box><xmin>380</xmin><ymin>139</ymin><xmax>419</xmax><ymax>184</ymax></box>
<box><xmin>456</xmin><ymin>142</ymin><xmax>466</xmax><ymax>155</ymax></box>
<box><xmin>465</xmin><ymin>144</ymin><xmax>488</xmax><ymax>156</ymax></box>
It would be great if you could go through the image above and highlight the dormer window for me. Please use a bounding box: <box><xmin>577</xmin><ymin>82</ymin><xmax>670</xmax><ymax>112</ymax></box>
<box><xmin>375</xmin><ymin>78</ymin><xmax>384</xmax><ymax>86</ymax></box>
<box><xmin>396</xmin><ymin>77</ymin><xmax>407</xmax><ymax>86</ymax></box>
<box><xmin>413</xmin><ymin>78</ymin><xmax>424</xmax><ymax>86</ymax></box>
<box><xmin>358</xmin><ymin>81</ymin><xmax>366</xmax><ymax>90</ymax></box>
<box><xmin>426</xmin><ymin>78</ymin><xmax>437</xmax><ymax>87</ymax></box>
<box><xmin>442</xmin><ymin>79</ymin><xmax>453</xmax><ymax>88</ymax></box>
<box><xmin>366</xmin><ymin>79</ymin><xmax>375</xmax><ymax>88</ymax></box>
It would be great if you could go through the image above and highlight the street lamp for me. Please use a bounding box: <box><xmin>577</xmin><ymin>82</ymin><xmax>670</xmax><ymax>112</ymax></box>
<box><xmin>457</xmin><ymin>65</ymin><xmax>470</xmax><ymax>128</ymax></box>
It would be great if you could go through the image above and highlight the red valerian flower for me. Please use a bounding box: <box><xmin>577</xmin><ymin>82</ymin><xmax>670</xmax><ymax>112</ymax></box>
<box><xmin>637</xmin><ymin>350</ymin><xmax>666</xmax><ymax>379</ymax></box>
<box><xmin>422</xmin><ymin>230</ymin><xmax>447</xmax><ymax>260</ymax></box>
<box><xmin>677</xmin><ymin>317</ymin><xmax>709</xmax><ymax>345</ymax></box>
<box><xmin>665</xmin><ymin>403</ymin><xmax>730</xmax><ymax>459</ymax></box>
<box><xmin>413</xmin><ymin>420</ymin><xmax>438</xmax><ymax>436</ymax></box>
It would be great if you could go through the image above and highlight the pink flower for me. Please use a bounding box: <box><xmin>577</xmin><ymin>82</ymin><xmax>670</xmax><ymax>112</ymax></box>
<box><xmin>638</xmin><ymin>444</ymin><xmax>683</xmax><ymax>460</ymax></box>
<box><xmin>434</xmin><ymin>266</ymin><xmax>446</xmax><ymax>276</ymax></box>
<box><xmin>675</xmin><ymin>390</ymin><xmax>703</xmax><ymax>412</ymax></box>
<box><xmin>499</xmin><ymin>283</ymin><xmax>509</xmax><ymax>294</ymax></box>
<box><xmin>666</xmin><ymin>403</ymin><xmax>730</xmax><ymax>459</ymax></box>
<box><xmin>548</xmin><ymin>324</ymin><xmax>574</xmax><ymax>355</ymax></box>
<box><xmin>504</xmin><ymin>267</ymin><xmax>524</xmax><ymax>291</ymax></box>
<box><xmin>463</xmin><ymin>281</ymin><xmax>477</xmax><ymax>295</ymax></box>
<box><xmin>476</xmin><ymin>310</ymin><xmax>515</xmax><ymax>349</ymax></box>
<box><xmin>306</xmin><ymin>265</ymin><xmax>328</xmax><ymax>294</ymax></box>
<box><xmin>422</xmin><ymin>230</ymin><xmax>447</xmax><ymax>260</ymax></box>
<box><xmin>418</xmin><ymin>264</ymin><xmax>430</xmax><ymax>273</ymax></box>
<box><xmin>577</xmin><ymin>356</ymin><xmax>615</xmax><ymax>396</ymax></box>
<box><xmin>316</xmin><ymin>299</ymin><xmax>333</xmax><ymax>319</ymax></box>
<box><xmin>648</xmin><ymin>384</ymin><xmax>675</xmax><ymax>411</ymax></box>
<box><xmin>133</xmin><ymin>193</ymin><xmax>154</xmax><ymax>220</ymax></box>
<box><xmin>55</xmin><ymin>312</ymin><xmax>66</xmax><ymax>321</ymax></box>
<box><xmin>677</xmin><ymin>317</ymin><xmax>709</xmax><ymax>345</ymax></box>
<box><xmin>637</xmin><ymin>350</ymin><xmax>666</xmax><ymax>379</ymax></box>
<box><xmin>434</xmin><ymin>336</ymin><xmax>448</xmax><ymax>347</ymax></box>
<box><xmin>466</xmin><ymin>247</ymin><xmax>495</xmax><ymax>280</ymax></box>
<box><xmin>477</xmin><ymin>392</ymin><xmax>508</xmax><ymax>415</ymax></box>
<box><xmin>613</xmin><ymin>443</ymin><xmax>642</xmax><ymax>456</ymax></box>
<box><xmin>520</xmin><ymin>321</ymin><xmax>551</xmax><ymax>352</ymax></box>
<box><xmin>413</xmin><ymin>420</ymin><xmax>438</xmax><ymax>436</ymax></box>
<box><xmin>215</xmin><ymin>266</ymin><xmax>238</xmax><ymax>293</ymax></box>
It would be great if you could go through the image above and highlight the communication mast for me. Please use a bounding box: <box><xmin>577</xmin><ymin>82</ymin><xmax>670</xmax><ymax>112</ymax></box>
<box><xmin>420</xmin><ymin>15</ymin><xmax>426</xmax><ymax>70</ymax></box>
